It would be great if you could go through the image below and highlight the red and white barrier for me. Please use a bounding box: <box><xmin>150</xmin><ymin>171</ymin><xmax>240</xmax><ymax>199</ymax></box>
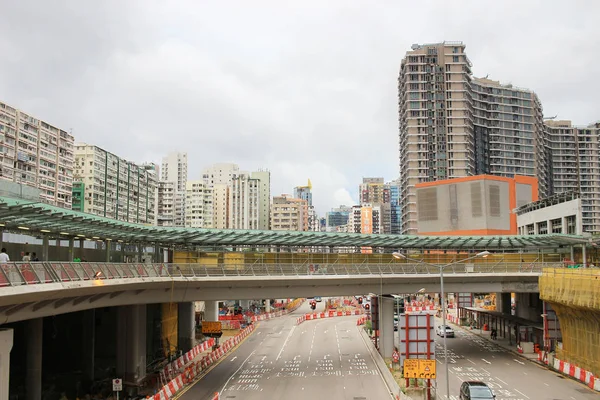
<box><xmin>553</xmin><ymin>357</ymin><xmax>600</xmax><ymax>391</ymax></box>
<box><xmin>445</xmin><ymin>314</ymin><xmax>459</xmax><ymax>324</ymax></box>
<box><xmin>162</xmin><ymin>337</ymin><xmax>216</xmax><ymax>380</ymax></box>
<box><xmin>154</xmin><ymin>324</ymin><xmax>257</xmax><ymax>399</ymax></box>
<box><xmin>297</xmin><ymin>309</ymin><xmax>364</xmax><ymax>325</ymax></box>
<box><xmin>211</xmin><ymin>392</ymin><xmax>219</xmax><ymax>400</ymax></box>
<box><xmin>405</xmin><ymin>305</ymin><xmax>436</xmax><ymax>312</ymax></box>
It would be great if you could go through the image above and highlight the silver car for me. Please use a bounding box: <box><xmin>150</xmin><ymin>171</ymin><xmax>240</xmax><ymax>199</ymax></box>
<box><xmin>436</xmin><ymin>325</ymin><xmax>455</xmax><ymax>338</ymax></box>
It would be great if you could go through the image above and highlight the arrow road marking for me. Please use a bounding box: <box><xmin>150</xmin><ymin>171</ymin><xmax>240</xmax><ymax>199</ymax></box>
<box><xmin>230</xmin><ymin>356</ymin><xmax>237</xmax><ymax>362</ymax></box>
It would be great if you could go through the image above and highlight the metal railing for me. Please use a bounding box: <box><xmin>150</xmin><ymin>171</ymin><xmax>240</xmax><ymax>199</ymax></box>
<box><xmin>0</xmin><ymin>261</ymin><xmax>551</xmax><ymax>288</ymax></box>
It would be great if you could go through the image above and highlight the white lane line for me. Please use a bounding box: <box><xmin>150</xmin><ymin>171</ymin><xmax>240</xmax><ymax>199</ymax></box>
<box><xmin>308</xmin><ymin>324</ymin><xmax>317</xmax><ymax>363</ymax></box>
<box><xmin>496</xmin><ymin>377</ymin><xmax>508</xmax><ymax>385</ymax></box>
<box><xmin>523</xmin><ymin>372</ymin><xmax>528</xmax><ymax>375</ymax></box>
<box><xmin>481</xmin><ymin>359</ymin><xmax>491</xmax><ymax>364</ymax></box>
<box><xmin>515</xmin><ymin>389</ymin><xmax>529</xmax><ymax>399</ymax></box>
<box><xmin>543</xmin><ymin>383</ymin><xmax>549</xmax><ymax>386</ymax></box>
<box><xmin>466</xmin><ymin>359</ymin><xmax>476</xmax><ymax>365</ymax></box>
<box><xmin>220</xmin><ymin>350</ymin><xmax>256</xmax><ymax>393</ymax></box>
<box><xmin>276</xmin><ymin>325</ymin><xmax>296</xmax><ymax>361</ymax></box>
<box><xmin>513</xmin><ymin>358</ymin><xmax>525</xmax><ymax>365</ymax></box>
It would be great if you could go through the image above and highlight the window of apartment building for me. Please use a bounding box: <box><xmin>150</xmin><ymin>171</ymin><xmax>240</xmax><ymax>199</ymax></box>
<box><xmin>551</xmin><ymin>218</ymin><xmax>562</xmax><ymax>233</ymax></box>
<box><xmin>537</xmin><ymin>221</ymin><xmax>548</xmax><ymax>235</ymax></box>
<box><xmin>566</xmin><ymin>215</ymin><xmax>577</xmax><ymax>234</ymax></box>
<box><xmin>452</xmin><ymin>55</ymin><xmax>459</xmax><ymax>62</ymax></box>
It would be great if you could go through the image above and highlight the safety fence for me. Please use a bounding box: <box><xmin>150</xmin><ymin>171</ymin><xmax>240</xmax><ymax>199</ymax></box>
<box><xmin>154</xmin><ymin>324</ymin><xmax>256</xmax><ymax>400</ymax></box>
<box><xmin>0</xmin><ymin>261</ymin><xmax>547</xmax><ymax>287</ymax></box>
<box><xmin>161</xmin><ymin>338</ymin><xmax>215</xmax><ymax>381</ymax></box>
<box><xmin>356</xmin><ymin>316</ymin><xmax>368</xmax><ymax>326</ymax></box>
<box><xmin>537</xmin><ymin>352</ymin><xmax>600</xmax><ymax>392</ymax></box>
<box><xmin>296</xmin><ymin>309</ymin><xmax>364</xmax><ymax>325</ymax></box>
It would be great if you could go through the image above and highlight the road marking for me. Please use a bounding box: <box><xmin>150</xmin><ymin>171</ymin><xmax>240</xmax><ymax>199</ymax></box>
<box><xmin>515</xmin><ymin>389</ymin><xmax>529</xmax><ymax>399</ymax></box>
<box><xmin>276</xmin><ymin>325</ymin><xmax>296</xmax><ymax>361</ymax></box>
<box><xmin>481</xmin><ymin>359</ymin><xmax>491</xmax><ymax>364</ymax></box>
<box><xmin>219</xmin><ymin>349</ymin><xmax>256</xmax><ymax>394</ymax></box>
<box><xmin>496</xmin><ymin>377</ymin><xmax>508</xmax><ymax>385</ymax></box>
<box><xmin>543</xmin><ymin>383</ymin><xmax>549</xmax><ymax>386</ymax></box>
<box><xmin>523</xmin><ymin>372</ymin><xmax>528</xmax><ymax>375</ymax></box>
<box><xmin>466</xmin><ymin>359</ymin><xmax>476</xmax><ymax>365</ymax></box>
<box><xmin>230</xmin><ymin>356</ymin><xmax>237</xmax><ymax>362</ymax></box>
<box><xmin>257</xmin><ymin>331</ymin><xmax>262</xmax><ymax>335</ymax></box>
<box><xmin>513</xmin><ymin>358</ymin><xmax>525</xmax><ymax>365</ymax></box>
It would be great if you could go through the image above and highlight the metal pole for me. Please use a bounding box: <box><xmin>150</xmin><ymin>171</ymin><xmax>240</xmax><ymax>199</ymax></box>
<box><xmin>440</xmin><ymin>264</ymin><xmax>450</xmax><ymax>399</ymax></box>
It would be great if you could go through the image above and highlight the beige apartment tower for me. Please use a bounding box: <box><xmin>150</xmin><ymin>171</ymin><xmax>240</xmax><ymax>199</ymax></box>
<box><xmin>398</xmin><ymin>42</ymin><xmax>474</xmax><ymax>234</ymax></box>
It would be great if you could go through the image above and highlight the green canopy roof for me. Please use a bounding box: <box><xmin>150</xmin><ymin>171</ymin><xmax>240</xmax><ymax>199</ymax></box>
<box><xmin>0</xmin><ymin>196</ymin><xmax>590</xmax><ymax>249</ymax></box>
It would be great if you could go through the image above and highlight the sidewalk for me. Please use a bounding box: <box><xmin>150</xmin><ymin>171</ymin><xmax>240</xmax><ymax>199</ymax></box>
<box><xmin>444</xmin><ymin>315</ymin><xmax>540</xmax><ymax>363</ymax></box>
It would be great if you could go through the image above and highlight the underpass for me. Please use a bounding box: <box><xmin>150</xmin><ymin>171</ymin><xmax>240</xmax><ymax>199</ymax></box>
<box><xmin>180</xmin><ymin>301</ymin><xmax>392</xmax><ymax>400</ymax></box>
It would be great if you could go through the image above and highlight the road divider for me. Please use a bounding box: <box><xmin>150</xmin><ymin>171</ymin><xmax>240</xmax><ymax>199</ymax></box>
<box><xmin>154</xmin><ymin>324</ymin><xmax>256</xmax><ymax>400</ymax></box>
<box><xmin>296</xmin><ymin>309</ymin><xmax>364</xmax><ymax>325</ymax></box>
<box><xmin>356</xmin><ymin>316</ymin><xmax>368</xmax><ymax>326</ymax></box>
<box><xmin>540</xmin><ymin>353</ymin><xmax>600</xmax><ymax>392</ymax></box>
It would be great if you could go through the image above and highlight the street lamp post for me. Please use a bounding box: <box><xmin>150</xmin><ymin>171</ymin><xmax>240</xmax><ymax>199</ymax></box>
<box><xmin>393</xmin><ymin>250</ymin><xmax>491</xmax><ymax>400</ymax></box>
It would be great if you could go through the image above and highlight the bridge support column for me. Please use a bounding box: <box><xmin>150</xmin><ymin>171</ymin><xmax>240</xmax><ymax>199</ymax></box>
<box><xmin>79</xmin><ymin>238</ymin><xmax>84</xmax><ymax>259</ymax></box>
<box><xmin>154</xmin><ymin>244</ymin><xmax>161</xmax><ymax>263</ymax></box>
<box><xmin>42</xmin><ymin>234</ymin><xmax>49</xmax><ymax>262</ymax></box>
<box><xmin>0</xmin><ymin>228</ymin><xmax>3</xmax><ymax>250</ymax></box>
<box><xmin>81</xmin><ymin>309</ymin><xmax>95</xmax><ymax>382</ymax></box>
<box><xmin>138</xmin><ymin>244</ymin><xmax>143</xmax><ymax>263</ymax></box>
<box><xmin>0</xmin><ymin>329</ymin><xmax>14</xmax><ymax>400</ymax></box>
<box><xmin>178</xmin><ymin>302</ymin><xmax>195</xmax><ymax>353</ymax></box>
<box><xmin>496</xmin><ymin>293</ymin><xmax>511</xmax><ymax>314</ymax></box>
<box><xmin>265</xmin><ymin>300</ymin><xmax>271</xmax><ymax>313</ymax></box>
<box><xmin>117</xmin><ymin>305</ymin><xmax>147</xmax><ymax>384</ymax></box>
<box><xmin>105</xmin><ymin>240</ymin><xmax>111</xmax><ymax>262</ymax></box>
<box><xmin>26</xmin><ymin>319</ymin><xmax>43</xmax><ymax>400</ymax></box>
<box><xmin>204</xmin><ymin>301</ymin><xmax>219</xmax><ymax>322</ymax></box>
<box><xmin>379</xmin><ymin>296</ymin><xmax>394</xmax><ymax>358</ymax></box>
<box><xmin>582</xmin><ymin>244</ymin><xmax>587</xmax><ymax>268</ymax></box>
<box><xmin>68</xmin><ymin>237</ymin><xmax>74</xmax><ymax>261</ymax></box>
<box><xmin>239</xmin><ymin>300</ymin><xmax>250</xmax><ymax>310</ymax></box>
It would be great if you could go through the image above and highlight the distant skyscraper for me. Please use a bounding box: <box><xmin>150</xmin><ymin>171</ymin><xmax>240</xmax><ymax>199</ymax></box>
<box><xmin>326</xmin><ymin>206</ymin><xmax>351</xmax><ymax>232</ymax></box>
<box><xmin>184</xmin><ymin>180</ymin><xmax>213</xmax><ymax>228</ymax></box>
<box><xmin>157</xmin><ymin>152</ymin><xmax>188</xmax><ymax>227</ymax></box>
<box><xmin>294</xmin><ymin>180</ymin><xmax>313</xmax><ymax>206</ymax></box>
<box><xmin>230</xmin><ymin>170</ymin><xmax>271</xmax><ymax>230</ymax></box>
<box><xmin>358</xmin><ymin>177</ymin><xmax>391</xmax><ymax>233</ymax></box>
<box><xmin>388</xmin><ymin>180</ymin><xmax>401</xmax><ymax>235</ymax></box>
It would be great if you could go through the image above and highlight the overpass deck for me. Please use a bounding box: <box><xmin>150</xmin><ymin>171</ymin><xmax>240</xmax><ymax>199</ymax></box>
<box><xmin>0</xmin><ymin>196</ymin><xmax>592</xmax><ymax>250</ymax></box>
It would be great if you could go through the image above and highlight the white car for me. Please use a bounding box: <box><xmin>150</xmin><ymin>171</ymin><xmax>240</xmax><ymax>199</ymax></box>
<box><xmin>436</xmin><ymin>325</ymin><xmax>455</xmax><ymax>338</ymax></box>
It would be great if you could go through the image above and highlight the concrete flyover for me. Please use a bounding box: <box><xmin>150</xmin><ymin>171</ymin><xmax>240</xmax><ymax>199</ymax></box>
<box><xmin>0</xmin><ymin>261</ymin><xmax>546</xmax><ymax>324</ymax></box>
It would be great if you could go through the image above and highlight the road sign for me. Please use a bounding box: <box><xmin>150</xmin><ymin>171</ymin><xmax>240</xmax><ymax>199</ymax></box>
<box><xmin>112</xmin><ymin>378</ymin><xmax>122</xmax><ymax>391</ymax></box>
<box><xmin>418</xmin><ymin>359</ymin><xmax>436</xmax><ymax>379</ymax></box>
<box><xmin>202</xmin><ymin>321</ymin><xmax>223</xmax><ymax>334</ymax></box>
<box><xmin>392</xmin><ymin>350</ymin><xmax>400</xmax><ymax>363</ymax></box>
<box><xmin>403</xmin><ymin>359</ymin><xmax>419</xmax><ymax>378</ymax></box>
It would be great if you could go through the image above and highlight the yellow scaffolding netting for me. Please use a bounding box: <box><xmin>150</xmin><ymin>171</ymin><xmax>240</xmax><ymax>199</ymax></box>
<box><xmin>540</xmin><ymin>268</ymin><xmax>600</xmax><ymax>376</ymax></box>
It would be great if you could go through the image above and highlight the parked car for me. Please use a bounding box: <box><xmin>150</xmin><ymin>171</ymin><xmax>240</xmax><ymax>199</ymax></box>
<box><xmin>459</xmin><ymin>381</ymin><xmax>495</xmax><ymax>399</ymax></box>
<box><xmin>436</xmin><ymin>325</ymin><xmax>455</xmax><ymax>338</ymax></box>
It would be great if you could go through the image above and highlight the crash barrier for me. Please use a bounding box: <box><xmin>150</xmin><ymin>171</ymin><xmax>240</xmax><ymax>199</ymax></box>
<box><xmin>250</xmin><ymin>299</ymin><xmax>305</xmax><ymax>322</ymax></box>
<box><xmin>445</xmin><ymin>314</ymin><xmax>459</xmax><ymax>324</ymax></box>
<box><xmin>356</xmin><ymin>316</ymin><xmax>368</xmax><ymax>326</ymax></box>
<box><xmin>161</xmin><ymin>338</ymin><xmax>215</xmax><ymax>381</ymax></box>
<box><xmin>296</xmin><ymin>309</ymin><xmax>364</xmax><ymax>325</ymax></box>
<box><xmin>211</xmin><ymin>392</ymin><xmax>219</xmax><ymax>400</ymax></box>
<box><xmin>154</xmin><ymin>324</ymin><xmax>256</xmax><ymax>400</ymax></box>
<box><xmin>405</xmin><ymin>305</ymin><xmax>436</xmax><ymax>312</ymax></box>
<box><xmin>535</xmin><ymin>353</ymin><xmax>600</xmax><ymax>392</ymax></box>
<box><xmin>220</xmin><ymin>320</ymin><xmax>242</xmax><ymax>330</ymax></box>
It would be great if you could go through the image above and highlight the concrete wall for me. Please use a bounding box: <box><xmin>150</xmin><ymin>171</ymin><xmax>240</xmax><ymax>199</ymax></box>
<box><xmin>517</xmin><ymin>198</ymin><xmax>582</xmax><ymax>235</ymax></box>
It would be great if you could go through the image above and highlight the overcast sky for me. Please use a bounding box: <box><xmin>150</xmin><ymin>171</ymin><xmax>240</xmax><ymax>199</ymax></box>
<box><xmin>1</xmin><ymin>1</ymin><xmax>598</xmax><ymax>214</ymax></box>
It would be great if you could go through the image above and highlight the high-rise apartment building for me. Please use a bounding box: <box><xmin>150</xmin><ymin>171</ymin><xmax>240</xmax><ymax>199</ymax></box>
<box><xmin>184</xmin><ymin>180</ymin><xmax>213</xmax><ymax>228</ymax></box>
<box><xmin>398</xmin><ymin>42</ymin><xmax>474</xmax><ymax>234</ymax></box>
<box><xmin>471</xmin><ymin>78</ymin><xmax>546</xmax><ymax>195</ymax></box>
<box><xmin>545</xmin><ymin>120</ymin><xmax>600</xmax><ymax>233</ymax></box>
<box><xmin>212</xmin><ymin>183</ymin><xmax>230</xmax><ymax>229</ymax></box>
<box><xmin>294</xmin><ymin>180</ymin><xmax>319</xmax><ymax>231</ymax></box>
<box><xmin>0</xmin><ymin>100</ymin><xmax>74</xmax><ymax>208</ymax></box>
<box><xmin>230</xmin><ymin>170</ymin><xmax>271</xmax><ymax>230</ymax></box>
<box><xmin>73</xmin><ymin>144</ymin><xmax>157</xmax><ymax>224</ymax></box>
<box><xmin>388</xmin><ymin>180</ymin><xmax>402</xmax><ymax>235</ymax></box>
<box><xmin>398</xmin><ymin>42</ymin><xmax>548</xmax><ymax>233</ymax></box>
<box><xmin>347</xmin><ymin>204</ymin><xmax>382</xmax><ymax>234</ymax></box>
<box><xmin>271</xmin><ymin>194</ymin><xmax>309</xmax><ymax>231</ymax></box>
<box><xmin>202</xmin><ymin>163</ymin><xmax>240</xmax><ymax>186</ymax></box>
<box><xmin>359</xmin><ymin>177</ymin><xmax>392</xmax><ymax>233</ymax></box>
<box><xmin>156</xmin><ymin>152</ymin><xmax>188</xmax><ymax>227</ymax></box>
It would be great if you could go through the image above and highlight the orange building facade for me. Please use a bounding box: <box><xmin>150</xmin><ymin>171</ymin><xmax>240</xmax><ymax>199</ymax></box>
<box><xmin>415</xmin><ymin>175</ymin><xmax>538</xmax><ymax>236</ymax></box>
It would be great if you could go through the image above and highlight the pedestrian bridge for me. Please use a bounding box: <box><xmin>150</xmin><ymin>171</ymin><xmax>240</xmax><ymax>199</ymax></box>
<box><xmin>0</xmin><ymin>261</ymin><xmax>547</xmax><ymax>323</ymax></box>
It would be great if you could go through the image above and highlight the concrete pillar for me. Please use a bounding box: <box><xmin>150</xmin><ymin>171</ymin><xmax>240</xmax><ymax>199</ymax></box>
<box><xmin>138</xmin><ymin>244</ymin><xmax>143</xmax><ymax>263</ymax></box>
<box><xmin>496</xmin><ymin>293</ymin><xmax>511</xmax><ymax>314</ymax></box>
<box><xmin>81</xmin><ymin>310</ymin><xmax>95</xmax><ymax>382</ymax></box>
<box><xmin>570</xmin><ymin>246</ymin><xmax>574</xmax><ymax>261</ymax></box>
<box><xmin>204</xmin><ymin>301</ymin><xmax>219</xmax><ymax>322</ymax></box>
<box><xmin>265</xmin><ymin>299</ymin><xmax>271</xmax><ymax>313</ymax></box>
<box><xmin>42</xmin><ymin>235</ymin><xmax>49</xmax><ymax>262</ymax></box>
<box><xmin>117</xmin><ymin>305</ymin><xmax>147</xmax><ymax>384</ymax></box>
<box><xmin>178</xmin><ymin>302</ymin><xmax>195</xmax><ymax>353</ymax></box>
<box><xmin>582</xmin><ymin>244</ymin><xmax>587</xmax><ymax>268</ymax></box>
<box><xmin>26</xmin><ymin>319</ymin><xmax>43</xmax><ymax>400</ymax></box>
<box><xmin>0</xmin><ymin>329</ymin><xmax>14</xmax><ymax>400</ymax></box>
<box><xmin>154</xmin><ymin>244</ymin><xmax>160</xmax><ymax>264</ymax></box>
<box><xmin>120</xmin><ymin>243</ymin><xmax>125</xmax><ymax>263</ymax></box>
<box><xmin>380</xmin><ymin>296</ymin><xmax>394</xmax><ymax>358</ymax></box>
<box><xmin>105</xmin><ymin>240</ymin><xmax>111</xmax><ymax>262</ymax></box>
<box><xmin>79</xmin><ymin>238</ymin><xmax>85</xmax><ymax>259</ymax></box>
<box><xmin>239</xmin><ymin>300</ymin><xmax>250</xmax><ymax>310</ymax></box>
<box><xmin>68</xmin><ymin>237</ymin><xmax>75</xmax><ymax>261</ymax></box>
<box><xmin>0</xmin><ymin>229</ymin><xmax>3</xmax><ymax>250</ymax></box>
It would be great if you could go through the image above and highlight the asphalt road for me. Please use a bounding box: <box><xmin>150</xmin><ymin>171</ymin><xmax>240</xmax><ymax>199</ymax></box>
<box><xmin>180</xmin><ymin>301</ymin><xmax>392</xmax><ymax>400</ymax></box>
<box><xmin>409</xmin><ymin>318</ymin><xmax>598</xmax><ymax>400</ymax></box>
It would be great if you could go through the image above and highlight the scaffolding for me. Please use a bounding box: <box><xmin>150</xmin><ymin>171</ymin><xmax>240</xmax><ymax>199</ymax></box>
<box><xmin>539</xmin><ymin>268</ymin><xmax>600</xmax><ymax>376</ymax></box>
